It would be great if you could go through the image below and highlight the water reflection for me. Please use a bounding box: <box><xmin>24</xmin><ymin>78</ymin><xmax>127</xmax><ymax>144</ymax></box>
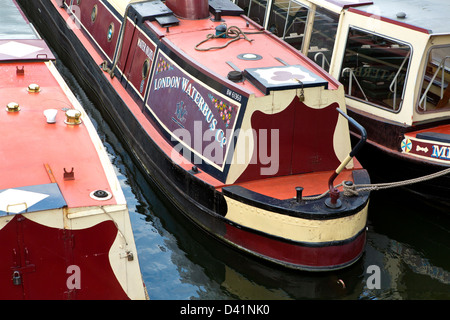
<box><xmin>55</xmin><ymin>58</ymin><xmax>449</xmax><ymax>300</ymax></box>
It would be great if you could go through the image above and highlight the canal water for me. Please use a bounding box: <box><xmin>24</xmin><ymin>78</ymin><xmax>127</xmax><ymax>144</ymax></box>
<box><xmin>55</xmin><ymin>56</ymin><xmax>449</xmax><ymax>301</ymax></box>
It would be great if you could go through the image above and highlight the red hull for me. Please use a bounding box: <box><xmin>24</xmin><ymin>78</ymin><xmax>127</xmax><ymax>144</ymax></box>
<box><xmin>226</xmin><ymin>224</ymin><xmax>366</xmax><ymax>270</ymax></box>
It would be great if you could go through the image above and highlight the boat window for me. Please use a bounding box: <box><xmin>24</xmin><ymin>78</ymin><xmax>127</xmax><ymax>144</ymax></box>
<box><xmin>142</xmin><ymin>59</ymin><xmax>150</xmax><ymax>79</ymax></box>
<box><xmin>91</xmin><ymin>5</ymin><xmax>98</xmax><ymax>23</ymax></box>
<box><xmin>107</xmin><ymin>23</ymin><xmax>114</xmax><ymax>42</ymax></box>
<box><xmin>339</xmin><ymin>27</ymin><xmax>411</xmax><ymax>112</ymax></box>
<box><xmin>306</xmin><ymin>7</ymin><xmax>339</xmax><ymax>72</ymax></box>
<box><xmin>266</xmin><ymin>0</ymin><xmax>309</xmax><ymax>50</ymax></box>
<box><xmin>234</xmin><ymin>0</ymin><xmax>268</xmax><ymax>26</ymax></box>
<box><xmin>418</xmin><ymin>45</ymin><xmax>450</xmax><ymax>113</ymax></box>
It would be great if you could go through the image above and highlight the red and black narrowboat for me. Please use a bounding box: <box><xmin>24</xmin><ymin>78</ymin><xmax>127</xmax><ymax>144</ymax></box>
<box><xmin>19</xmin><ymin>0</ymin><xmax>371</xmax><ymax>271</ymax></box>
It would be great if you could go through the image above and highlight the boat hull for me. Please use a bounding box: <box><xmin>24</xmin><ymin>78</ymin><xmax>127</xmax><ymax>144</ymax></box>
<box><xmin>348</xmin><ymin>108</ymin><xmax>450</xmax><ymax>210</ymax></box>
<box><xmin>21</xmin><ymin>0</ymin><xmax>370</xmax><ymax>271</ymax></box>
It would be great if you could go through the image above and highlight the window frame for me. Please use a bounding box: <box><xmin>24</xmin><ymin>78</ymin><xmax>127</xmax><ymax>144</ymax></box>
<box><xmin>339</xmin><ymin>26</ymin><xmax>413</xmax><ymax>114</ymax></box>
<box><xmin>417</xmin><ymin>44</ymin><xmax>450</xmax><ymax>114</ymax></box>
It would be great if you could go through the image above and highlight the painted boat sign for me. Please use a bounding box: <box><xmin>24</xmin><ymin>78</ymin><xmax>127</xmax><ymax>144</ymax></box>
<box><xmin>146</xmin><ymin>50</ymin><xmax>242</xmax><ymax>170</ymax></box>
<box><xmin>401</xmin><ymin>134</ymin><xmax>450</xmax><ymax>164</ymax></box>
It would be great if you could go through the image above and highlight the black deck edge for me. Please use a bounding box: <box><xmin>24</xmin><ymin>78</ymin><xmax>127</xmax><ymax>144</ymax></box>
<box><xmin>222</xmin><ymin>169</ymin><xmax>370</xmax><ymax>220</ymax></box>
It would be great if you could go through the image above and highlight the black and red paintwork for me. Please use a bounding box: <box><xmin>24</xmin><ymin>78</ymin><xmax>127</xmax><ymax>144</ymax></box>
<box><xmin>20</xmin><ymin>0</ymin><xmax>371</xmax><ymax>271</ymax></box>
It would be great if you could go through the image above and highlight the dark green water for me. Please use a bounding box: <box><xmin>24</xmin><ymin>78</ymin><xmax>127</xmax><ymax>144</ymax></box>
<box><xmin>56</xmin><ymin>58</ymin><xmax>449</xmax><ymax>301</ymax></box>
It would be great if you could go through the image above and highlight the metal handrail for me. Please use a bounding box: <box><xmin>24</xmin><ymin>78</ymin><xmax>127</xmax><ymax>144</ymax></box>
<box><xmin>419</xmin><ymin>56</ymin><xmax>450</xmax><ymax>110</ymax></box>
<box><xmin>326</xmin><ymin>108</ymin><xmax>367</xmax><ymax>209</ymax></box>
<box><xmin>388</xmin><ymin>52</ymin><xmax>410</xmax><ymax>110</ymax></box>
<box><xmin>341</xmin><ymin>67</ymin><xmax>368</xmax><ymax>101</ymax></box>
<box><xmin>314</xmin><ymin>52</ymin><xmax>330</xmax><ymax>70</ymax></box>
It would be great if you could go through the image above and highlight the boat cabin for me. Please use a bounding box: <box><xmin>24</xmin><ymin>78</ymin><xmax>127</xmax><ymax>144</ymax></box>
<box><xmin>234</xmin><ymin>0</ymin><xmax>450</xmax><ymax>131</ymax></box>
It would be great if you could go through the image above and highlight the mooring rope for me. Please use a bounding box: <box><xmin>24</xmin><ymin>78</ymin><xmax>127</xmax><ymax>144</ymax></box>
<box><xmin>301</xmin><ymin>167</ymin><xmax>450</xmax><ymax>200</ymax></box>
<box><xmin>195</xmin><ymin>25</ymin><xmax>256</xmax><ymax>51</ymax></box>
<box><xmin>342</xmin><ymin>167</ymin><xmax>450</xmax><ymax>196</ymax></box>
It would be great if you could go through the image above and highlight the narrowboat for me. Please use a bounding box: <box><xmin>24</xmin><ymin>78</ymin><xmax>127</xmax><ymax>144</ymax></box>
<box><xmin>233</xmin><ymin>0</ymin><xmax>450</xmax><ymax>208</ymax></box>
<box><xmin>0</xmin><ymin>0</ymin><xmax>146</xmax><ymax>299</ymax></box>
<box><xmin>19</xmin><ymin>0</ymin><xmax>371</xmax><ymax>271</ymax></box>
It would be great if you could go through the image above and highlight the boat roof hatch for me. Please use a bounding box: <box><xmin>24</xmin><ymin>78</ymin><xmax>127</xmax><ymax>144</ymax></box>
<box><xmin>0</xmin><ymin>183</ymin><xmax>67</xmax><ymax>216</ymax></box>
<box><xmin>129</xmin><ymin>0</ymin><xmax>179</xmax><ymax>27</ymax></box>
<box><xmin>209</xmin><ymin>0</ymin><xmax>245</xmax><ymax>17</ymax></box>
<box><xmin>244</xmin><ymin>65</ymin><xmax>328</xmax><ymax>95</ymax></box>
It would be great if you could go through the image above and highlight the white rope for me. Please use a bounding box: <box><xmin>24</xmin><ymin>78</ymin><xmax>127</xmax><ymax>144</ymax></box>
<box><xmin>301</xmin><ymin>167</ymin><xmax>450</xmax><ymax>200</ymax></box>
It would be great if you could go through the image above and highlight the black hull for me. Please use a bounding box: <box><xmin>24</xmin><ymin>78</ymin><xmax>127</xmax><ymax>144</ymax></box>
<box><xmin>351</xmin><ymin>134</ymin><xmax>450</xmax><ymax>211</ymax></box>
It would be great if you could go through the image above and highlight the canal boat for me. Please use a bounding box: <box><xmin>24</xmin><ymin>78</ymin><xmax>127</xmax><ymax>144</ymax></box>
<box><xmin>0</xmin><ymin>0</ymin><xmax>146</xmax><ymax>299</ymax></box>
<box><xmin>232</xmin><ymin>0</ymin><xmax>450</xmax><ymax>208</ymax></box>
<box><xmin>19</xmin><ymin>0</ymin><xmax>371</xmax><ymax>271</ymax></box>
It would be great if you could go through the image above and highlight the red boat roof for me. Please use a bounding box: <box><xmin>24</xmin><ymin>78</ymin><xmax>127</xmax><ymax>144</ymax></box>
<box><xmin>148</xmin><ymin>15</ymin><xmax>340</xmax><ymax>97</ymax></box>
<box><xmin>0</xmin><ymin>61</ymin><xmax>119</xmax><ymax>209</ymax></box>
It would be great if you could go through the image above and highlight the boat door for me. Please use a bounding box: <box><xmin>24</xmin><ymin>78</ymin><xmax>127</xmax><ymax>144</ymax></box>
<box><xmin>0</xmin><ymin>212</ymin><xmax>72</xmax><ymax>299</ymax></box>
<box><xmin>118</xmin><ymin>20</ymin><xmax>157</xmax><ymax>101</ymax></box>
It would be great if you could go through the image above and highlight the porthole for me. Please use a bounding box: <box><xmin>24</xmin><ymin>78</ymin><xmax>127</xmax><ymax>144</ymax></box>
<box><xmin>142</xmin><ymin>58</ymin><xmax>150</xmax><ymax>79</ymax></box>
<box><xmin>107</xmin><ymin>23</ymin><xmax>114</xmax><ymax>42</ymax></box>
<box><xmin>91</xmin><ymin>5</ymin><xmax>98</xmax><ymax>23</ymax></box>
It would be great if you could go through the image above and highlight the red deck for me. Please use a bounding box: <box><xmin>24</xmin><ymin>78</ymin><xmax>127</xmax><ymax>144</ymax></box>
<box><xmin>0</xmin><ymin>61</ymin><xmax>117</xmax><ymax>208</ymax></box>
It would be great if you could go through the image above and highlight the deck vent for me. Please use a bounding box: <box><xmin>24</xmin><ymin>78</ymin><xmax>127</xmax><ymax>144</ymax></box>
<box><xmin>6</xmin><ymin>102</ymin><xmax>20</xmax><ymax>113</ymax></box>
<box><xmin>90</xmin><ymin>190</ymin><xmax>112</xmax><ymax>201</ymax></box>
<box><xmin>227</xmin><ymin>70</ymin><xmax>243</xmax><ymax>82</ymax></box>
<box><xmin>64</xmin><ymin>109</ymin><xmax>82</xmax><ymax>125</ymax></box>
<box><xmin>27</xmin><ymin>83</ymin><xmax>40</xmax><ymax>93</ymax></box>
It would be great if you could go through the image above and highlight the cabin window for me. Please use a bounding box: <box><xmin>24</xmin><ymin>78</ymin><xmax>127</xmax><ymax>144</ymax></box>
<box><xmin>418</xmin><ymin>45</ymin><xmax>450</xmax><ymax>112</ymax></box>
<box><xmin>107</xmin><ymin>23</ymin><xmax>114</xmax><ymax>42</ymax></box>
<box><xmin>142</xmin><ymin>59</ymin><xmax>150</xmax><ymax>79</ymax></box>
<box><xmin>340</xmin><ymin>27</ymin><xmax>411</xmax><ymax>112</ymax></box>
<box><xmin>91</xmin><ymin>5</ymin><xmax>98</xmax><ymax>23</ymax></box>
<box><xmin>267</xmin><ymin>0</ymin><xmax>309</xmax><ymax>51</ymax></box>
<box><xmin>234</xmin><ymin>0</ymin><xmax>268</xmax><ymax>26</ymax></box>
<box><xmin>306</xmin><ymin>6</ymin><xmax>339</xmax><ymax>72</ymax></box>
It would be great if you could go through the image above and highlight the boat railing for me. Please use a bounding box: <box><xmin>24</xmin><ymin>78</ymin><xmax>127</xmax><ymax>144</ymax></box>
<box><xmin>326</xmin><ymin>108</ymin><xmax>367</xmax><ymax>209</ymax></box>
<box><xmin>341</xmin><ymin>67</ymin><xmax>368</xmax><ymax>101</ymax></box>
<box><xmin>389</xmin><ymin>52</ymin><xmax>410</xmax><ymax>110</ymax></box>
<box><xmin>314</xmin><ymin>52</ymin><xmax>329</xmax><ymax>70</ymax></box>
<box><xmin>419</xmin><ymin>55</ymin><xmax>450</xmax><ymax>110</ymax></box>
